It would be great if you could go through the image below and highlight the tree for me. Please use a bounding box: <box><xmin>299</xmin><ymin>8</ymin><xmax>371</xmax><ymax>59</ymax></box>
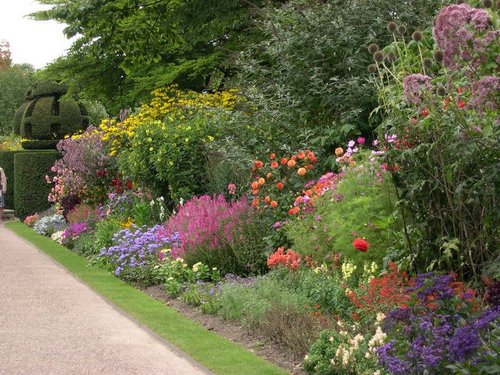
<box><xmin>0</xmin><ymin>40</ymin><xmax>12</xmax><ymax>70</ymax></box>
<box><xmin>32</xmin><ymin>0</ymin><xmax>283</xmax><ymax>114</ymax></box>
<box><xmin>0</xmin><ymin>64</ymin><xmax>36</xmax><ymax>135</ymax></box>
<box><xmin>232</xmin><ymin>0</ymin><xmax>451</xmax><ymax>149</ymax></box>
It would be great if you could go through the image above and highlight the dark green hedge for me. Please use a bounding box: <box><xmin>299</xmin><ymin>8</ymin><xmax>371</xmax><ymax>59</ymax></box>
<box><xmin>14</xmin><ymin>150</ymin><xmax>60</xmax><ymax>220</ymax></box>
<box><xmin>0</xmin><ymin>150</ymin><xmax>20</xmax><ymax>209</ymax></box>
<box><xmin>21</xmin><ymin>140</ymin><xmax>60</xmax><ymax>150</ymax></box>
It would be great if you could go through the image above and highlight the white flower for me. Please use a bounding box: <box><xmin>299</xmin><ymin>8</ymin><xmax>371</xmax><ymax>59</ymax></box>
<box><xmin>376</xmin><ymin>312</ymin><xmax>386</xmax><ymax>323</ymax></box>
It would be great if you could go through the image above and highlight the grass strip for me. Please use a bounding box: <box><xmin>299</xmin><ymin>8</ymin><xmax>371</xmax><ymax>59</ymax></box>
<box><xmin>6</xmin><ymin>221</ymin><xmax>287</xmax><ymax>375</ymax></box>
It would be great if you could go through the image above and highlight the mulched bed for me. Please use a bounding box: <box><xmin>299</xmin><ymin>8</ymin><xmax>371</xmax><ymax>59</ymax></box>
<box><xmin>143</xmin><ymin>285</ymin><xmax>307</xmax><ymax>374</ymax></box>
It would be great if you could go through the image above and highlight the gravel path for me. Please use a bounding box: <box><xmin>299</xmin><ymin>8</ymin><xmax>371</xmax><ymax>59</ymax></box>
<box><xmin>0</xmin><ymin>222</ymin><xmax>212</xmax><ymax>375</ymax></box>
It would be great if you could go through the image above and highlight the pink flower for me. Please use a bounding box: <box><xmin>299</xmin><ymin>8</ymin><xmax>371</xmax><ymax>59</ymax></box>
<box><xmin>357</xmin><ymin>137</ymin><xmax>366</xmax><ymax>145</ymax></box>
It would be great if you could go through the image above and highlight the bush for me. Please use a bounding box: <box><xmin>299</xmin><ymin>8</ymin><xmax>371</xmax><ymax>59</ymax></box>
<box><xmin>0</xmin><ymin>150</ymin><xmax>20</xmax><ymax>209</ymax></box>
<box><xmin>233</xmin><ymin>0</ymin><xmax>448</xmax><ymax>149</ymax></box>
<box><xmin>286</xmin><ymin>153</ymin><xmax>398</xmax><ymax>272</ymax></box>
<box><xmin>159</xmin><ymin>194</ymin><xmax>271</xmax><ymax>275</ymax></box>
<box><xmin>14</xmin><ymin>150</ymin><xmax>60</xmax><ymax>220</ymax></box>
<box><xmin>371</xmin><ymin>3</ymin><xmax>500</xmax><ymax>279</ymax></box>
<box><xmin>48</xmin><ymin>126</ymin><xmax>117</xmax><ymax>210</ymax></box>
<box><xmin>218</xmin><ymin>274</ymin><xmax>326</xmax><ymax>355</ymax></box>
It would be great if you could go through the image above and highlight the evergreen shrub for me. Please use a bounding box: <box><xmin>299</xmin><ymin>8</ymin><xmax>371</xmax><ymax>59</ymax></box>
<box><xmin>14</xmin><ymin>150</ymin><xmax>60</xmax><ymax>219</ymax></box>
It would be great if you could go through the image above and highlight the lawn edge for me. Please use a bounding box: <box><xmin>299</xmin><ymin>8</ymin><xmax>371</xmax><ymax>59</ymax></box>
<box><xmin>6</xmin><ymin>221</ymin><xmax>287</xmax><ymax>375</ymax></box>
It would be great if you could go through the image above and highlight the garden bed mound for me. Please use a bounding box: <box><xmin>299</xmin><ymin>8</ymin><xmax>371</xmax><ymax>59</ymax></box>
<box><xmin>143</xmin><ymin>285</ymin><xmax>306</xmax><ymax>375</ymax></box>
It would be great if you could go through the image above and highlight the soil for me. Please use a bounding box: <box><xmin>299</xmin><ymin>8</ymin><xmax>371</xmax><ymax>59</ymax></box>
<box><xmin>143</xmin><ymin>285</ymin><xmax>307</xmax><ymax>375</ymax></box>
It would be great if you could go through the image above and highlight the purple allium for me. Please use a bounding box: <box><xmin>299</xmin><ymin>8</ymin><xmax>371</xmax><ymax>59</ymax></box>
<box><xmin>403</xmin><ymin>74</ymin><xmax>433</xmax><ymax>105</ymax></box>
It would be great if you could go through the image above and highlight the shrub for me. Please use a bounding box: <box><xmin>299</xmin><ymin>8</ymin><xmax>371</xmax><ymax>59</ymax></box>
<box><xmin>159</xmin><ymin>194</ymin><xmax>270</xmax><ymax>275</ymax></box>
<box><xmin>371</xmin><ymin>3</ymin><xmax>500</xmax><ymax>279</ymax></box>
<box><xmin>234</xmin><ymin>0</ymin><xmax>448</xmax><ymax>149</ymax></box>
<box><xmin>218</xmin><ymin>274</ymin><xmax>326</xmax><ymax>355</ymax></box>
<box><xmin>286</xmin><ymin>152</ymin><xmax>398</xmax><ymax>272</ymax></box>
<box><xmin>72</xmin><ymin>230</ymin><xmax>100</xmax><ymax>257</ymax></box>
<box><xmin>61</xmin><ymin>222</ymin><xmax>88</xmax><ymax>248</ymax></box>
<box><xmin>48</xmin><ymin>126</ymin><xmax>117</xmax><ymax>210</ymax></box>
<box><xmin>23</xmin><ymin>213</ymin><xmax>39</xmax><ymax>227</ymax></box>
<box><xmin>14</xmin><ymin>150</ymin><xmax>60</xmax><ymax>220</ymax></box>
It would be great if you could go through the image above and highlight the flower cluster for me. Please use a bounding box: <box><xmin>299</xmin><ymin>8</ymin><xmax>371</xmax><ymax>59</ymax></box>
<box><xmin>249</xmin><ymin>150</ymin><xmax>318</xmax><ymax>216</ymax></box>
<box><xmin>433</xmin><ymin>3</ymin><xmax>496</xmax><ymax>70</ymax></box>
<box><xmin>100</xmin><ymin>225</ymin><xmax>180</xmax><ymax>276</ymax></box>
<box><xmin>48</xmin><ymin>126</ymin><xmax>116</xmax><ymax>210</ymax></box>
<box><xmin>99</xmin><ymin>85</ymin><xmax>238</xmax><ymax>155</ymax></box>
<box><xmin>33</xmin><ymin>214</ymin><xmax>66</xmax><ymax>236</ymax></box>
<box><xmin>62</xmin><ymin>222</ymin><xmax>88</xmax><ymax>245</ymax></box>
<box><xmin>403</xmin><ymin>74</ymin><xmax>433</xmax><ymax>105</ymax></box>
<box><xmin>304</xmin><ymin>317</ymin><xmax>386</xmax><ymax>374</ymax></box>
<box><xmin>23</xmin><ymin>213</ymin><xmax>39</xmax><ymax>227</ymax></box>
<box><xmin>291</xmin><ymin>171</ymin><xmax>344</xmax><ymax>214</ymax></box>
<box><xmin>346</xmin><ymin>263</ymin><xmax>411</xmax><ymax>319</ymax></box>
<box><xmin>378</xmin><ymin>273</ymin><xmax>496</xmax><ymax>374</ymax></box>
<box><xmin>158</xmin><ymin>195</ymin><xmax>252</xmax><ymax>259</ymax></box>
<box><xmin>267</xmin><ymin>246</ymin><xmax>301</xmax><ymax>270</ymax></box>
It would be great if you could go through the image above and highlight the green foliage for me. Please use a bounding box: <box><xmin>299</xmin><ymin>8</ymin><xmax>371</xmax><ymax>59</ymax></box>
<box><xmin>13</xmin><ymin>150</ymin><xmax>60</xmax><ymax>219</ymax></box>
<box><xmin>153</xmin><ymin>258</ymin><xmax>220</xmax><ymax>297</ymax></box>
<box><xmin>70</xmin><ymin>230</ymin><xmax>99</xmax><ymax>257</ymax></box>
<box><xmin>233</xmin><ymin>0</ymin><xmax>449</xmax><ymax>148</ymax></box>
<box><xmin>78</xmin><ymin>99</ymin><xmax>108</xmax><ymax>126</ymax></box>
<box><xmin>118</xmin><ymin>114</ymin><xmax>219</xmax><ymax>202</ymax></box>
<box><xmin>304</xmin><ymin>327</ymin><xmax>382</xmax><ymax>375</ymax></box>
<box><xmin>0</xmin><ymin>64</ymin><xmax>35</xmax><ymax>135</ymax></box>
<box><xmin>0</xmin><ymin>150</ymin><xmax>20</xmax><ymax>209</ymax></box>
<box><xmin>93</xmin><ymin>218</ymin><xmax>121</xmax><ymax>251</ymax></box>
<box><xmin>287</xmin><ymin>159</ymin><xmax>398</xmax><ymax>271</ymax></box>
<box><xmin>204</xmin><ymin>140</ymin><xmax>253</xmax><ymax>198</ymax></box>
<box><xmin>32</xmin><ymin>0</ymin><xmax>280</xmax><ymax>113</ymax></box>
<box><xmin>19</xmin><ymin>82</ymin><xmax>90</xmax><ymax>147</ymax></box>
<box><xmin>371</xmin><ymin>4</ymin><xmax>500</xmax><ymax>280</ymax></box>
<box><xmin>217</xmin><ymin>274</ymin><xmax>326</xmax><ymax>354</ymax></box>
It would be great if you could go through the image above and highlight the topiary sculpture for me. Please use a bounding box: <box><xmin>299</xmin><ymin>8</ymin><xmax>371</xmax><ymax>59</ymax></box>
<box><xmin>14</xmin><ymin>80</ymin><xmax>90</xmax><ymax>150</ymax></box>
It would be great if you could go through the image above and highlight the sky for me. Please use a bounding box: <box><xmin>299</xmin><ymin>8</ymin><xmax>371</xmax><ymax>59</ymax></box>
<box><xmin>0</xmin><ymin>0</ymin><xmax>73</xmax><ymax>69</ymax></box>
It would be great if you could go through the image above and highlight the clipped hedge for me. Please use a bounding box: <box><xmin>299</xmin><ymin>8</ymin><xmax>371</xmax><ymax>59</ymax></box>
<box><xmin>14</xmin><ymin>150</ymin><xmax>60</xmax><ymax>219</ymax></box>
<box><xmin>0</xmin><ymin>150</ymin><xmax>20</xmax><ymax>209</ymax></box>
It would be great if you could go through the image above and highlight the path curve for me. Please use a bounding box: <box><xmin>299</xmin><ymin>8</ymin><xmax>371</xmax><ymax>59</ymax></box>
<box><xmin>0</xmin><ymin>222</ymin><xmax>212</xmax><ymax>375</ymax></box>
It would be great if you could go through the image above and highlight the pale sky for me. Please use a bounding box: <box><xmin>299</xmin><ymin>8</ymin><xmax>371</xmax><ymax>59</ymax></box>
<box><xmin>0</xmin><ymin>0</ymin><xmax>73</xmax><ymax>69</ymax></box>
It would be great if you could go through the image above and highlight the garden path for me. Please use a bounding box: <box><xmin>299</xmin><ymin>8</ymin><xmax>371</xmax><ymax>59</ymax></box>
<box><xmin>0</xmin><ymin>223</ymin><xmax>212</xmax><ymax>375</ymax></box>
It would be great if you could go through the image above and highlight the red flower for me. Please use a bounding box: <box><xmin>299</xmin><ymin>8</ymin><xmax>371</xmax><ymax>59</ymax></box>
<box><xmin>254</xmin><ymin>160</ymin><xmax>263</xmax><ymax>168</ymax></box>
<box><xmin>353</xmin><ymin>237</ymin><xmax>369</xmax><ymax>252</ymax></box>
<box><xmin>457</xmin><ymin>99</ymin><xmax>466</xmax><ymax>108</ymax></box>
<box><xmin>421</xmin><ymin>108</ymin><xmax>429</xmax><ymax>117</ymax></box>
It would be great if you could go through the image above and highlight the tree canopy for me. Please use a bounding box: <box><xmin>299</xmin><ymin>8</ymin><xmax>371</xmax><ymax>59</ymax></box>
<box><xmin>33</xmin><ymin>0</ymin><xmax>282</xmax><ymax>113</ymax></box>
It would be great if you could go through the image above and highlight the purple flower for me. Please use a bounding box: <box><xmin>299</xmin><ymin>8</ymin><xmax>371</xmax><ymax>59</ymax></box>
<box><xmin>433</xmin><ymin>4</ymin><xmax>494</xmax><ymax>70</ymax></box>
<box><xmin>403</xmin><ymin>74</ymin><xmax>433</xmax><ymax>105</ymax></box>
<box><xmin>469</xmin><ymin>76</ymin><xmax>500</xmax><ymax>114</ymax></box>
